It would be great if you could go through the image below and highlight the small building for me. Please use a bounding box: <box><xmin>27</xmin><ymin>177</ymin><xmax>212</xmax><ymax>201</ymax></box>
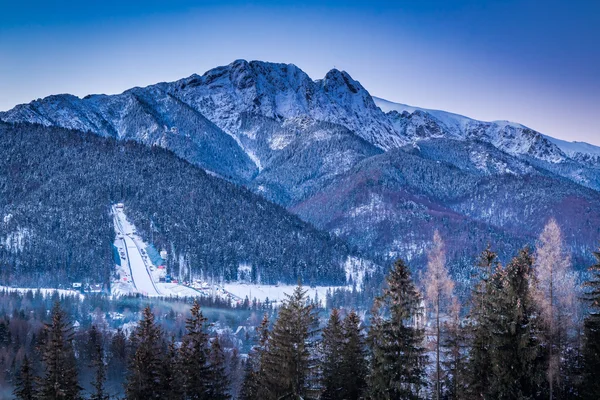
<box><xmin>116</xmin><ymin>203</ymin><xmax>124</xmax><ymax>209</ymax></box>
<box><xmin>88</xmin><ymin>284</ymin><xmax>103</xmax><ymax>293</ymax></box>
<box><xmin>72</xmin><ymin>282</ymin><xmax>82</xmax><ymax>289</ymax></box>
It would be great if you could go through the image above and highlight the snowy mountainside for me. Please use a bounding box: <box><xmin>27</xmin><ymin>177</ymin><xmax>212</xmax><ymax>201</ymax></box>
<box><xmin>0</xmin><ymin>123</ymin><xmax>362</xmax><ymax>286</ymax></box>
<box><xmin>374</xmin><ymin>96</ymin><xmax>567</xmax><ymax>164</ymax></box>
<box><xmin>2</xmin><ymin>88</ymin><xmax>258</xmax><ymax>182</ymax></box>
<box><xmin>2</xmin><ymin>60</ymin><xmax>600</xmax><ymax>278</ymax></box>
<box><xmin>544</xmin><ymin>135</ymin><xmax>600</xmax><ymax>165</ymax></box>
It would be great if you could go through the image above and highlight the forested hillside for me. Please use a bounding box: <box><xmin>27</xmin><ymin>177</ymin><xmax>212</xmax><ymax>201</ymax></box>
<box><xmin>0</xmin><ymin>123</ymin><xmax>358</xmax><ymax>286</ymax></box>
<box><xmin>4</xmin><ymin>60</ymin><xmax>600</xmax><ymax>278</ymax></box>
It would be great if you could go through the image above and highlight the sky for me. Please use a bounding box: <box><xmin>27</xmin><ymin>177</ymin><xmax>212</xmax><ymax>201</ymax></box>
<box><xmin>1</xmin><ymin>0</ymin><xmax>599</xmax><ymax>145</ymax></box>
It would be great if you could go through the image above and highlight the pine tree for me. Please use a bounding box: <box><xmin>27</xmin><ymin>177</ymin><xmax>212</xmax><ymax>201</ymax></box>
<box><xmin>162</xmin><ymin>337</ymin><xmax>183</xmax><ymax>400</ymax></box>
<box><xmin>465</xmin><ymin>246</ymin><xmax>499</xmax><ymax>399</ymax></box>
<box><xmin>423</xmin><ymin>230</ymin><xmax>454</xmax><ymax>400</ymax></box>
<box><xmin>227</xmin><ymin>348</ymin><xmax>243</xmax><ymax>400</ymax></box>
<box><xmin>13</xmin><ymin>356</ymin><xmax>36</xmax><ymax>400</ymax></box>
<box><xmin>38</xmin><ymin>301</ymin><xmax>81</xmax><ymax>400</ymax></box>
<box><xmin>581</xmin><ymin>246</ymin><xmax>600</xmax><ymax>399</ymax></box>
<box><xmin>339</xmin><ymin>310</ymin><xmax>367</xmax><ymax>400</ymax></box>
<box><xmin>240</xmin><ymin>314</ymin><xmax>269</xmax><ymax>400</ymax></box>
<box><xmin>487</xmin><ymin>248</ymin><xmax>544</xmax><ymax>399</ymax></box>
<box><xmin>125</xmin><ymin>306</ymin><xmax>167</xmax><ymax>400</ymax></box>
<box><xmin>207</xmin><ymin>336</ymin><xmax>230</xmax><ymax>400</ymax></box>
<box><xmin>368</xmin><ymin>259</ymin><xmax>427</xmax><ymax>400</ymax></box>
<box><xmin>321</xmin><ymin>309</ymin><xmax>345</xmax><ymax>400</ymax></box>
<box><xmin>240</xmin><ymin>357</ymin><xmax>258</xmax><ymax>400</ymax></box>
<box><xmin>261</xmin><ymin>284</ymin><xmax>319</xmax><ymax>400</ymax></box>
<box><xmin>89</xmin><ymin>326</ymin><xmax>108</xmax><ymax>400</ymax></box>
<box><xmin>179</xmin><ymin>300</ymin><xmax>210</xmax><ymax>400</ymax></box>
<box><xmin>533</xmin><ymin>218</ymin><xmax>577</xmax><ymax>399</ymax></box>
<box><xmin>441</xmin><ymin>299</ymin><xmax>467</xmax><ymax>399</ymax></box>
<box><xmin>107</xmin><ymin>328</ymin><xmax>128</xmax><ymax>394</ymax></box>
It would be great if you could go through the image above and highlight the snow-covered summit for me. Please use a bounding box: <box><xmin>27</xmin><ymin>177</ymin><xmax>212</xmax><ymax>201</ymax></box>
<box><xmin>373</xmin><ymin>96</ymin><xmax>567</xmax><ymax>163</ymax></box>
<box><xmin>170</xmin><ymin>60</ymin><xmax>404</xmax><ymax>150</ymax></box>
<box><xmin>0</xmin><ymin>59</ymin><xmax>591</xmax><ymax>171</ymax></box>
<box><xmin>544</xmin><ymin>135</ymin><xmax>600</xmax><ymax>164</ymax></box>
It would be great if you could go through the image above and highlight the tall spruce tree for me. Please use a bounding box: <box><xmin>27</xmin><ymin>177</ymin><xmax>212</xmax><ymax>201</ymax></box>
<box><xmin>321</xmin><ymin>309</ymin><xmax>345</xmax><ymax>400</ymax></box>
<box><xmin>487</xmin><ymin>248</ymin><xmax>544</xmax><ymax>399</ymax></box>
<box><xmin>89</xmin><ymin>326</ymin><xmax>108</xmax><ymax>400</ymax></box>
<box><xmin>240</xmin><ymin>314</ymin><xmax>270</xmax><ymax>400</ymax></box>
<box><xmin>261</xmin><ymin>284</ymin><xmax>319</xmax><ymax>400</ymax></box>
<box><xmin>179</xmin><ymin>300</ymin><xmax>211</xmax><ymax>400</ymax></box>
<box><xmin>441</xmin><ymin>299</ymin><xmax>468</xmax><ymax>400</ymax></box>
<box><xmin>207</xmin><ymin>336</ymin><xmax>230</xmax><ymax>400</ymax></box>
<box><xmin>465</xmin><ymin>246</ymin><xmax>500</xmax><ymax>399</ymax></box>
<box><xmin>38</xmin><ymin>301</ymin><xmax>81</xmax><ymax>400</ymax></box>
<box><xmin>162</xmin><ymin>337</ymin><xmax>183</xmax><ymax>400</ymax></box>
<box><xmin>339</xmin><ymin>310</ymin><xmax>367</xmax><ymax>400</ymax></box>
<box><xmin>13</xmin><ymin>356</ymin><xmax>35</xmax><ymax>400</ymax></box>
<box><xmin>107</xmin><ymin>328</ymin><xmax>128</xmax><ymax>394</ymax></box>
<box><xmin>368</xmin><ymin>259</ymin><xmax>427</xmax><ymax>400</ymax></box>
<box><xmin>125</xmin><ymin>306</ymin><xmax>167</xmax><ymax>400</ymax></box>
<box><xmin>581</xmin><ymin>246</ymin><xmax>600</xmax><ymax>399</ymax></box>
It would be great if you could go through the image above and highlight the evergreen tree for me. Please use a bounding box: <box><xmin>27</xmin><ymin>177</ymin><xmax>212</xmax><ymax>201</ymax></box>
<box><xmin>240</xmin><ymin>358</ymin><xmax>258</xmax><ymax>400</ymax></box>
<box><xmin>107</xmin><ymin>328</ymin><xmax>128</xmax><ymax>394</ymax></box>
<box><xmin>240</xmin><ymin>314</ymin><xmax>269</xmax><ymax>400</ymax></box>
<box><xmin>339</xmin><ymin>310</ymin><xmax>367</xmax><ymax>400</ymax></box>
<box><xmin>38</xmin><ymin>301</ymin><xmax>81</xmax><ymax>400</ymax></box>
<box><xmin>13</xmin><ymin>356</ymin><xmax>36</xmax><ymax>400</ymax></box>
<box><xmin>581</xmin><ymin>246</ymin><xmax>600</xmax><ymax>399</ymax></box>
<box><xmin>179</xmin><ymin>300</ymin><xmax>210</xmax><ymax>400</ymax></box>
<box><xmin>227</xmin><ymin>348</ymin><xmax>243</xmax><ymax>400</ymax></box>
<box><xmin>367</xmin><ymin>259</ymin><xmax>427</xmax><ymax>400</ymax></box>
<box><xmin>441</xmin><ymin>299</ymin><xmax>468</xmax><ymax>399</ymax></box>
<box><xmin>487</xmin><ymin>248</ymin><xmax>544</xmax><ymax>399</ymax></box>
<box><xmin>89</xmin><ymin>326</ymin><xmax>108</xmax><ymax>400</ymax></box>
<box><xmin>125</xmin><ymin>306</ymin><xmax>167</xmax><ymax>400</ymax></box>
<box><xmin>207</xmin><ymin>336</ymin><xmax>230</xmax><ymax>400</ymax></box>
<box><xmin>321</xmin><ymin>309</ymin><xmax>345</xmax><ymax>400</ymax></box>
<box><xmin>162</xmin><ymin>337</ymin><xmax>183</xmax><ymax>400</ymax></box>
<box><xmin>465</xmin><ymin>246</ymin><xmax>499</xmax><ymax>399</ymax></box>
<box><xmin>261</xmin><ymin>284</ymin><xmax>319</xmax><ymax>400</ymax></box>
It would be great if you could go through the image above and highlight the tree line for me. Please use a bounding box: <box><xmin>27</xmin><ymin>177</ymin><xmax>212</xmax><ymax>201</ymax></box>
<box><xmin>6</xmin><ymin>219</ymin><xmax>600</xmax><ymax>399</ymax></box>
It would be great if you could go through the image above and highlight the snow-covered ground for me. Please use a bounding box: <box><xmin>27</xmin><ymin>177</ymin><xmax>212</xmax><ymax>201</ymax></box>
<box><xmin>0</xmin><ymin>285</ymin><xmax>84</xmax><ymax>300</ymax></box>
<box><xmin>544</xmin><ymin>134</ymin><xmax>600</xmax><ymax>160</ymax></box>
<box><xmin>111</xmin><ymin>204</ymin><xmax>354</xmax><ymax>303</ymax></box>
<box><xmin>223</xmin><ymin>283</ymin><xmax>350</xmax><ymax>306</ymax></box>
<box><xmin>113</xmin><ymin>206</ymin><xmax>161</xmax><ymax>296</ymax></box>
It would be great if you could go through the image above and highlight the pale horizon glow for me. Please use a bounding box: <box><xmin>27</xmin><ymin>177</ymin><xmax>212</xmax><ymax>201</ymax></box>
<box><xmin>1</xmin><ymin>1</ymin><xmax>599</xmax><ymax>145</ymax></box>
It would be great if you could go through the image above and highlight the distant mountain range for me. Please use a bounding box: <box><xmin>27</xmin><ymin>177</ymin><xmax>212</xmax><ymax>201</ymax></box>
<box><xmin>2</xmin><ymin>59</ymin><xmax>599</xmax><ymax>281</ymax></box>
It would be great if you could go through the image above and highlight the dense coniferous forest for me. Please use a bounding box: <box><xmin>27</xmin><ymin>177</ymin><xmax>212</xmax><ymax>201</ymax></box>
<box><xmin>2</xmin><ymin>229</ymin><xmax>600</xmax><ymax>399</ymax></box>
<box><xmin>0</xmin><ymin>122</ymin><xmax>358</xmax><ymax>287</ymax></box>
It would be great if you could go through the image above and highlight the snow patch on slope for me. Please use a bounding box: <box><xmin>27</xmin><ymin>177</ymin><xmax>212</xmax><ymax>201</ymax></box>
<box><xmin>544</xmin><ymin>135</ymin><xmax>600</xmax><ymax>162</ymax></box>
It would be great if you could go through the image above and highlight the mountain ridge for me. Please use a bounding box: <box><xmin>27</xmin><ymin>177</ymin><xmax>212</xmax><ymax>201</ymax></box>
<box><xmin>2</xmin><ymin>59</ymin><xmax>599</xmax><ymax>279</ymax></box>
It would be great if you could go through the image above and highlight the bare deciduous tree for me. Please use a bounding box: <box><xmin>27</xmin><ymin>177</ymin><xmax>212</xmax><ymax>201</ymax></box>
<box><xmin>424</xmin><ymin>230</ymin><xmax>454</xmax><ymax>400</ymax></box>
<box><xmin>533</xmin><ymin>218</ymin><xmax>576</xmax><ymax>400</ymax></box>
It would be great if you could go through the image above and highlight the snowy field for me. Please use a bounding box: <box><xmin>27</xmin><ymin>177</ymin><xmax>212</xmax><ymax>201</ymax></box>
<box><xmin>0</xmin><ymin>285</ymin><xmax>85</xmax><ymax>300</ymax></box>
<box><xmin>223</xmin><ymin>283</ymin><xmax>350</xmax><ymax>306</ymax></box>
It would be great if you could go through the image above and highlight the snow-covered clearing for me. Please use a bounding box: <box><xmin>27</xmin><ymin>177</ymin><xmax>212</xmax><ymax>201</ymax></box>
<box><xmin>0</xmin><ymin>285</ymin><xmax>84</xmax><ymax>300</ymax></box>
<box><xmin>223</xmin><ymin>283</ymin><xmax>350</xmax><ymax>306</ymax></box>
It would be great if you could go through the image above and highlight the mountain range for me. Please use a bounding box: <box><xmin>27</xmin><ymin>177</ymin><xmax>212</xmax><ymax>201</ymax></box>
<box><xmin>2</xmin><ymin>59</ymin><xmax>600</xmax><ymax>283</ymax></box>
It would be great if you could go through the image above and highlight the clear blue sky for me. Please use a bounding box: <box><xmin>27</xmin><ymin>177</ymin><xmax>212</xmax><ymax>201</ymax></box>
<box><xmin>1</xmin><ymin>0</ymin><xmax>598</xmax><ymax>144</ymax></box>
